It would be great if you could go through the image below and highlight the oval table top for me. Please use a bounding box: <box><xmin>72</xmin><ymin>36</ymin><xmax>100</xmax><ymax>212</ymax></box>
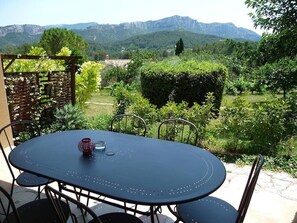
<box><xmin>9</xmin><ymin>130</ymin><xmax>226</xmax><ymax>205</ymax></box>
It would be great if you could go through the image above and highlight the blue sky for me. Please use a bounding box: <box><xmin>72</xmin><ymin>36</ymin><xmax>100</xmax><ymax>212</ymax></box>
<box><xmin>0</xmin><ymin>0</ymin><xmax>262</xmax><ymax>34</ymax></box>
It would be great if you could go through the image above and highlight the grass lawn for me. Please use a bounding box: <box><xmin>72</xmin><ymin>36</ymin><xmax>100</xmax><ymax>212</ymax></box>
<box><xmin>85</xmin><ymin>90</ymin><xmax>114</xmax><ymax>117</ymax></box>
<box><xmin>221</xmin><ymin>92</ymin><xmax>283</xmax><ymax>106</ymax></box>
<box><xmin>88</xmin><ymin>89</ymin><xmax>114</xmax><ymax>104</ymax></box>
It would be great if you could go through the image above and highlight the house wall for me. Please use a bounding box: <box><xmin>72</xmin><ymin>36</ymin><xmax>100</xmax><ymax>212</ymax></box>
<box><xmin>0</xmin><ymin>60</ymin><xmax>12</xmax><ymax>148</ymax></box>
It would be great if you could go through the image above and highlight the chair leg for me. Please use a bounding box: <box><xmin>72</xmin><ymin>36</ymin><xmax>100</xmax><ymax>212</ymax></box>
<box><xmin>34</xmin><ymin>185</ymin><xmax>44</xmax><ymax>200</ymax></box>
<box><xmin>10</xmin><ymin>180</ymin><xmax>15</xmax><ymax>198</ymax></box>
<box><xmin>38</xmin><ymin>186</ymin><xmax>41</xmax><ymax>200</ymax></box>
<box><xmin>83</xmin><ymin>191</ymin><xmax>91</xmax><ymax>216</ymax></box>
<box><xmin>7</xmin><ymin>180</ymin><xmax>16</xmax><ymax>214</ymax></box>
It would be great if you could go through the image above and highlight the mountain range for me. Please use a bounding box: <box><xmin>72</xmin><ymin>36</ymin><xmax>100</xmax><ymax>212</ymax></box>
<box><xmin>0</xmin><ymin>15</ymin><xmax>261</xmax><ymax>51</ymax></box>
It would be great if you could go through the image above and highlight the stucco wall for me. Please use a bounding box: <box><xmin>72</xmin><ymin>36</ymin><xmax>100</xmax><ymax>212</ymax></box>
<box><xmin>0</xmin><ymin>59</ymin><xmax>12</xmax><ymax>148</ymax></box>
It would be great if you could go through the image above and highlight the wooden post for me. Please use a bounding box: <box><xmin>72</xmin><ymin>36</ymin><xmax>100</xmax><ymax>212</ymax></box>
<box><xmin>70</xmin><ymin>58</ymin><xmax>76</xmax><ymax>105</ymax></box>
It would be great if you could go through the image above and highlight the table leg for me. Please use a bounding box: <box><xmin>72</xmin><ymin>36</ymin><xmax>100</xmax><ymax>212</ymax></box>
<box><xmin>150</xmin><ymin>206</ymin><xmax>155</xmax><ymax>223</ymax></box>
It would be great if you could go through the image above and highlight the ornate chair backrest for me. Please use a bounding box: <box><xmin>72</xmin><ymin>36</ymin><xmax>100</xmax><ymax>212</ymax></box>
<box><xmin>110</xmin><ymin>114</ymin><xmax>147</xmax><ymax>136</ymax></box>
<box><xmin>45</xmin><ymin>186</ymin><xmax>101</xmax><ymax>223</ymax></box>
<box><xmin>158</xmin><ymin>118</ymin><xmax>199</xmax><ymax>146</ymax></box>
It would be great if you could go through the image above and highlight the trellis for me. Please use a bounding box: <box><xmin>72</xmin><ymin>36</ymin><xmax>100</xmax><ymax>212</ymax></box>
<box><xmin>0</xmin><ymin>54</ymin><xmax>81</xmax><ymax>125</ymax></box>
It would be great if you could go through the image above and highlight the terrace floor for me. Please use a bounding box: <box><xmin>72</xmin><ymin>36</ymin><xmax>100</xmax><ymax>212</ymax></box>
<box><xmin>0</xmin><ymin>149</ymin><xmax>296</xmax><ymax>223</ymax></box>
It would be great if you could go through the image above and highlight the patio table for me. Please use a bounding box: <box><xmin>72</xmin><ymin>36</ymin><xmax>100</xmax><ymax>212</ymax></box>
<box><xmin>9</xmin><ymin>130</ymin><xmax>226</xmax><ymax>222</ymax></box>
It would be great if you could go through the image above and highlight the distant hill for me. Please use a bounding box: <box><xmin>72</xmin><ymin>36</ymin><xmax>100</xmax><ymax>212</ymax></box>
<box><xmin>74</xmin><ymin>15</ymin><xmax>260</xmax><ymax>43</ymax></box>
<box><xmin>101</xmin><ymin>30</ymin><xmax>225</xmax><ymax>51</ymax></box>
<box><xmin>0</xmin><ymin>15</ymin><xmax>261</xmax><ymax>51</ymax></box>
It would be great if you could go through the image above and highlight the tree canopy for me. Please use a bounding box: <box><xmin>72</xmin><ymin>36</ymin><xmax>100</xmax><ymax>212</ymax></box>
<box><xmin>245</xmin><ymin>0</ymin><xmax>297</xmax><ymax>33</ymax></box>
<box><xmin>245</xmin><ymin>0</ymin><xmax>297</xmax><ymax>96</ymax></box>
<box><xmin>255</xmin><ymin>57</ymin><xmax>297</xmax><ymax>99</ymax></box>
<box><xmin>246</xmin><ymin>0</ymin><xmax>297</xmax><ymax>62</ymax></box>
<box><xmin>38</xmin><ymin>28</ymin><xmax>89</xmax><ymax>58</ymax></box>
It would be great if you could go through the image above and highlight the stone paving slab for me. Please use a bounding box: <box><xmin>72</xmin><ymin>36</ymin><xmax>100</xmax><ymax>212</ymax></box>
<box><xmin>212</xmin><ymin>163</ymin><xmax>297</xmax><ymax>223</ymax></box>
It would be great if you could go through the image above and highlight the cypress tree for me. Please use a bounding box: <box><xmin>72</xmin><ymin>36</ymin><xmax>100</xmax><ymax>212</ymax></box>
<box><xmin>175</xmin><ymin>38</ymin><xmax>184</xmax><ymax>56</ymax></box>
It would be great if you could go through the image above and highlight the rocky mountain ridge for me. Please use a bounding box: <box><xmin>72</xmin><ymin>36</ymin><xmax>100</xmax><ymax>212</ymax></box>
<box><xmin>0</xmin><ymin>15</ymin><xmax>260</xmax><ymax>41</ymax></box>
<box><xmin>0</xmin><ymin>16</ymin><xmax>261</xmax><ymax>51</ymax></box>
<box><xmin>0</xmin><ymin>24</ymin><xmax>44</xmax><ymax>37</ymax></box>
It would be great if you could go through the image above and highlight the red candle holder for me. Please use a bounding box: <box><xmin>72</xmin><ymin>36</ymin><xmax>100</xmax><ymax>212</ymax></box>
<box><xmin>78</xmin><ymin>138</ymin><xmax>95</xmax><ymax>156</ymax></box>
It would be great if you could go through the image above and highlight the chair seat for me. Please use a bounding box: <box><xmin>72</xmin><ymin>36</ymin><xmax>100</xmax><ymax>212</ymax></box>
<box><xmin>16</xmin><ymin>171</ymin><xmax>52</xmax><ymax>187</ymax></box>
<box><xmin>177</xmin><ymin>196</ymin><xmax>239</xmax><ymax>223</ymax></box>
<box><xmin>4</xmin><ymin>198</ymin><xmax>69</xmax><ymax>223</ymax></box>
<box><xmin>89</xmin><ymin>212</ymin><xmax>143</xmax><ymax>223</ymax></box>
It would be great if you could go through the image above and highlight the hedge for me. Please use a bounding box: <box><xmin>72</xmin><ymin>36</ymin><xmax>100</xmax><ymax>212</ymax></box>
<box><xmin>140</xmin><ymin>60</ymin><xmax>227</xmax><ymax>110</ymax></box>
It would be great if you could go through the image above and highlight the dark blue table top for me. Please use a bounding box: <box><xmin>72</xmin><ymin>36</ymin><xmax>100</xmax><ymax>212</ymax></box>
<box><xmin>9</xmin><ymin>130</ymin><xmax>226</xmax><ymax>205</ymax></box>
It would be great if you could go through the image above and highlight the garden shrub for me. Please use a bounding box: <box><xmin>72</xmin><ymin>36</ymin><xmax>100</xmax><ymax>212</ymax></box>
<box><xmin>128</xmin><ymin>93</ymin><xmax>158</xmax><ymax>125</ymax></box>
<box><xmin>217</xmin><ymin>97</ymin><xmax>253</xmax><ymax>152</ymax></box>
<box><xmin>76</xmin><ymin>61</ymin><xmax>105</xmax><ymax>108</ymax></box>
<box><xmin>284</xmin><ymin>92</ymin><xmax>297</xmax><ymax>136</ymax></box>
<box><xmin>276</xmin><ymin>136</ymin><xmax>296</xmax><ymax>156</ymax></box>
<box><xmin>89</xmin><ymin>114</ymin><xmax>113</xmax><ymax>131</ymax></box>
<box><xmin>225</xmin><ymin>81</ymin><xmax>238</xmax><ymax>95</ymax></box>
<box><xmin>140</xmin><ymin>67</ymin><xmax>175</xmax><ymax>108</ymax></box>
<box><xmin>50</xmin><ymin>104</ymin><xmax>88</xmax><ymax>132</ymax></box>
<box><xmin>158</xmin><ymin>101</ymin><xmax>189</xmax><ymax>121</ymax></box>
<box><xmin>111</xmin><ymin>81</ymin><xmax>136</xmax><ymax>115</ymax></box>
<box><xmin>154</xmin><ymin>93</ymin><xmax>216</xmax><ymax>147</ymax></box>
<box><xmin>140</xmin><ymin>59</ymin><xmax>227</xmax><ymax>111</ymax></box>
<box><xmin>233</xmin><ymin>76</ymin><xmax>248</xmax><ymax>94</ymax></box>
<box><xmin>186</xmin><ymin>93</ymin><xmax>216</xmax><ymax>146</ymax></box>
<box><xmin>216</xmin><ymin>96</ymin><xmax>297</xmax><ymax>156</ymax></box>
<box><xmin>248</xmin><ymin>99</ymin><xmax>288</xmax><ymax>155</ymax></box>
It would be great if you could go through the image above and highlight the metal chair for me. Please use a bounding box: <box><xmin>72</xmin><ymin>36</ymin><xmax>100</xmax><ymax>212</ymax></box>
<box><xmin>45</xmin><ymin>185</ymin><xmax>143</xmax><ymax>223</ymax></box>
<box><xmin>157</xmin><ymin>118</ymin><xmax>199</xmax><ymax>217</ymax></box>
<box><xmin>176</xmin><ymin>154</ymin><xmax>265</xmax><ymax>223</ymax></box>
<box><xmin>0</xmin><ymin>185</ymin><xmax>68</xmax><ymax>223</ymax></box>
<box><xmin>158</xmin><ymin>118</ymin><xmax>198</xmax><ymax>146</ymax></box>
<box><xmin>0</xmin><ymin>120</ymin><xmax>52</xmax><ymax>199</ymax></box>
<box><xmin>111</xmin><ymin>114</ymin><xmax>147</xmax><ymax>136</ymax></box>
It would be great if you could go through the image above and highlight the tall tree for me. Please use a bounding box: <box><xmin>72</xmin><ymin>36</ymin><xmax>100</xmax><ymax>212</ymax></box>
<box><xmin>175</xmin><ymin>38</ymin><xmax>184</xmax><ymax>56</ymax></box>
<box><xmin>245</xmin><ymin>0</ymin><xmax>297</xmax><ymax>62</ymax></box>
<box><xmin>39</xmin><ymin>28</ymin><xmax>89</xmax><ymax>58</ymax></box>
<box><xmin>246</xmin><ymin>0</ymin><xmax>297</xmax><ymax>95</ymax></box>
<box><xmin>255</xmin><ymin>57</ymin><xmax>297</xmax><ymax>99</ymax></box>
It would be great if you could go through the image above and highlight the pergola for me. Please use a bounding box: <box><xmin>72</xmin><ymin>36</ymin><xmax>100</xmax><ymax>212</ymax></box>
<box><xmin>0</xmin><ymin>54</ymin><xmax>80</xmax><ymax>145</ymax></box>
